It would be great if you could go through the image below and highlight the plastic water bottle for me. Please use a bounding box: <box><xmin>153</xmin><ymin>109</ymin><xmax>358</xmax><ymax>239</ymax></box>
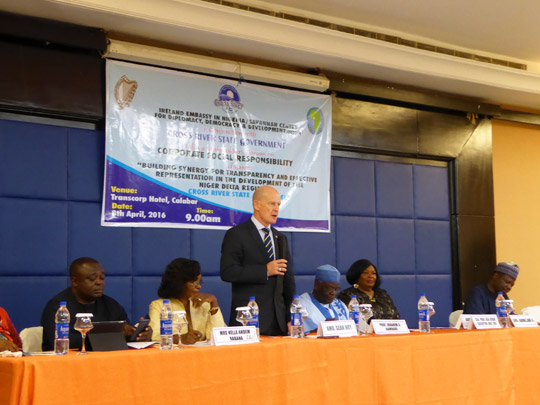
<box><xmin>160</xmin><ymin>299</ymin><xmax>173</xmax><ymax>350</ymax></box>
<box><xmin>495</xmin><ymin>292</ymin><xmax>508</xmax><ymax>328</ymax></box>
<box><xmin>247</xmin><ymin>296</ymin><xmax>260</xmax><ymax>337</ymax></box>
<box><xmin>418</xmin><ymin>293</ymin><xmax>430</xmax><ymax>333</ymax></box>
<box><xmin>348</xmin><ymin>295</ymin><xmax>361</xmax><ymax>335</ymax></box>
<box><xmin>290</xmin><ymin>295</ymin><xmax>304</xmax><ymax>338</ymax></box>
<box><xmin>54</xmin><ymin>301</ymin><xmax>70</xmax><ymax>355</ymax></box>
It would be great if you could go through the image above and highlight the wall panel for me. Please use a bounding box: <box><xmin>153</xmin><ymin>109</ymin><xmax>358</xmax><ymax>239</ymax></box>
<box><xmin>0</xmin><ymin>122</ymin><xmax>452</xmax><ymax>330</ymax></box>
<box><xmin>0</xmin><ymin>15</ymin><xmax>498</xmax><ymax>326</ymax></box>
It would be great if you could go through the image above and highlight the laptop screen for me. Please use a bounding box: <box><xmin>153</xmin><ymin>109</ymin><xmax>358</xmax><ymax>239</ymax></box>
<box><xmin>87</xmin><ymin>320</ymin><xmax>128</xmax><ymax>351</ymax></box>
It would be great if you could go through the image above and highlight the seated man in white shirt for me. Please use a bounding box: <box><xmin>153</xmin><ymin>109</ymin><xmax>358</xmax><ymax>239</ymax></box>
<box><xmin>299</xmin><ymin>265</ymin><xmax>349</xmax><ymax>333</ymax></box>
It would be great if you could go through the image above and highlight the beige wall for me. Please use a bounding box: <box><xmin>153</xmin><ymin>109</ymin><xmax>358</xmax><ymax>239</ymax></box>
<box><xmin>492</xmin><ymin>119</ymin><xmax>540</xmax><ymax>312</ymax></box>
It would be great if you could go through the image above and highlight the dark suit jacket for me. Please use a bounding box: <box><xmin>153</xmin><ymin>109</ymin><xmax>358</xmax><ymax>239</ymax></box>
<box><xmin>220</xmin><ymin>219</ymin><xmax>295</xmax><ymax>336</ymax></box>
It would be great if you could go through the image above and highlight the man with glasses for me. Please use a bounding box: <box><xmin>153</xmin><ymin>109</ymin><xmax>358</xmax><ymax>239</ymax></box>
<box><xmin>299</xmin><ymin>265</ymin><xmax>349</xmax><ymax>334</ymax></box>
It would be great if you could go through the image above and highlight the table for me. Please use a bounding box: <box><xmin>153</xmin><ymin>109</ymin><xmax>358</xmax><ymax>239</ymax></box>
<box><xmin>1</xmin><ymin>328</ymin><xmax>540</xmax><ymax>404</ymax></box>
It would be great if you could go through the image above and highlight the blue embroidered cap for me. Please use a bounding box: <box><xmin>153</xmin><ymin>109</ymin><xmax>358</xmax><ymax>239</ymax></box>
<box><xmin>315</xmin><ymin>265</ymin><xmax>341</xmax><ymax>283</ymax></box>
<box><xmin>495</xmin><ymin>262</ymin><xmax>520</xmax><ymax>280</ymax></box>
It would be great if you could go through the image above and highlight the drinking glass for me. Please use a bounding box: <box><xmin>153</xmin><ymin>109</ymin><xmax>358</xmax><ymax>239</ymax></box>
<box><xmin>504</xmin><ymin>300</ymin><xmax>514</xmax><ymax>315</ymax></box>
<box><xmin>359</xmin><ymin>304</ymin><xmax>373</xmax><ymax>336</ymax></box>
<box><xmin>427</xmin><ymin>302</ymin><xmax>436</xmax><ymax>332</ymax></box>
<box><xmin>74</xmin><ymin>313</ymin><xmax>94</xmax><ymax>355</ymax></box>
<box><xmin>428</xmin><ymin>302</ymin><xmax>436</xmax><ymax>320</ymax></box>
<box><xmin>504</xmin><ymin>300</ymin><xmax>515</xmax><ymax>327</ymax></box>
<box><xmin>235</xmin><ymin>306</ymin><xmax>253</xmax><ymax>326</ymax></box>
<box><xmin>300</xmin><ymin>308</ymin><xmax>309</xmax><ymax>337</ymax></box>
<box><xmin>172</xmin><ymin>310</ymin><xmax>188</xmax><ymax>348</ymax></box>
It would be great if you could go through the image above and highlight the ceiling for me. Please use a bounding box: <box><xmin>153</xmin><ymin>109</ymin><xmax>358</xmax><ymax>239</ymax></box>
<box><xmin>261</xmin><ymin>0</ymin><xmax>540</xmax><ymax>66</ymax></box>
<box><xmin>2</xmin><ymin>0</ymin><xmax>540</xmax><ymax>111</ymax></box>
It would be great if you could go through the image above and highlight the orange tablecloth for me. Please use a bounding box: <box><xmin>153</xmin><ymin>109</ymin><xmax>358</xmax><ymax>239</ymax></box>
<box><xmin>1</xmin><ymin>328</ymin><xmax>540</xmax><ymax>404</ymax></box>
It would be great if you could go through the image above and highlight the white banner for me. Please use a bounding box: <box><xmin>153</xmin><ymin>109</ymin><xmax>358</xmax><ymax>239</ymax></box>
<box><xmin>102</xmin><ymin>60</ymin><xmax>332</xmax><ymax>231</ymax></box>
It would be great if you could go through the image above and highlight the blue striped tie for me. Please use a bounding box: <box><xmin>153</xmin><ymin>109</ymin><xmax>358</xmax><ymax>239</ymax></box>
<box><xmin>262</xmin><ymin>228</ymin><xmax>275</xmax><ymax>261</ymax></box>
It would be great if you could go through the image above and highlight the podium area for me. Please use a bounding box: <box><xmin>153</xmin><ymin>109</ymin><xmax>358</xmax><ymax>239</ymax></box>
<box><xmin>2</xmin><ymin>328</ymin><xmax>539</xmax><ymax>404</ymax></box>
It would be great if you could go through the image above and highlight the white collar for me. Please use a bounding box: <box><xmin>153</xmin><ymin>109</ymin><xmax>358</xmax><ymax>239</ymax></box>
<box><xmin>251</xmin><ymin>216</ymin><xmax>270</xmax><ymax>231</ymax></box>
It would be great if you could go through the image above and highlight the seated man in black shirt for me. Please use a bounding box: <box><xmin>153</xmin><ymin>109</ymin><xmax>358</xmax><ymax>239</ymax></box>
<box><xmin>41</xmin><ymin>257</ymin><xmax>151</xmax><ymax>351</ymax></box>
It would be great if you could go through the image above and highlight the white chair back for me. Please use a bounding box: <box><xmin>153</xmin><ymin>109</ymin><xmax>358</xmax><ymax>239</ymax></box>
<box><xmin>449</xmin><ymin>310</ymin><xmax>463</xmax><ymax>328</ymax></box>
<box><xmin>521</xmin><ymin>306</ymin><xmax>540</xmax><ymax>322</ymax></box>
<box><xmin>19</xmin><ymin>326</ymin><xmax>43</xmax><ymax>352</ymax></box>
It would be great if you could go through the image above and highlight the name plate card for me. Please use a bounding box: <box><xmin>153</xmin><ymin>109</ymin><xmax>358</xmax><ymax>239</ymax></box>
<box><xmin>211</xmin><ymin>326</ymin><xmax>259</xmax><ymax>346</ymax></box>
<box><xmin>470</xmin><ymin>315</ymin><xmax>501</xmax><ymax>330</ymax></box>
<box><xmin>369</xmin><ymin>319</ymin><xmax>410</xmax><ymax>335</ymax></box>
<box><xmin>509</xmin><ymin>315</ymin><xmax>539</xmax><ymax>328</ymax></box>
<box><xmin>454</xmin><ymin>314</ymin><xmax>473</xmax><ymax>330</ymax></box>
<box><xmin>317</xmin><ymin>320</ymin><xmax>357</xmax><ymax>338</ymax></box>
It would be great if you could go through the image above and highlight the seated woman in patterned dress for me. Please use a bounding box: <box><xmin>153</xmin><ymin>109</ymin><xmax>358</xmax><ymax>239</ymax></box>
<box><xmin>338</xmin><ymin>259</ymin><xmax>400</xmax><ymax>319</ymax></box>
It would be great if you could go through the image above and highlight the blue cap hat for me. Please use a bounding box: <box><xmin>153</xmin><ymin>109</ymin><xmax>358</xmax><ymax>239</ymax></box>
<box><xmin>315</xmin><ymin>265</ymin><xmax>341</xmax><ymax>283</ymax></box>
<box><xmin>495</xmin><ymin>262</ymin><xmax>520</xmax><ymax>280</ymax></box>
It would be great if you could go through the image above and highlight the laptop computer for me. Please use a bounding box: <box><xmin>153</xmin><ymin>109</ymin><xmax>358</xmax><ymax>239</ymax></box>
<box><xmin>87</xmin><ymin>320</ymin><xmax>128</xmax><ymax>351</ymax></box>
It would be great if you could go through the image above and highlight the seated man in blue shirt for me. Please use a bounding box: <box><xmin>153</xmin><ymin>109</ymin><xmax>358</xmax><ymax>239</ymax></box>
<box><xmin>299</xmin><ymin>265</ymin><xmax>349</xmax><ymax>333</ymax></box>
<box><xmin>463</xmin><ymin>262</ymin><xmax>519</xmax><ymax>314</ymax></box>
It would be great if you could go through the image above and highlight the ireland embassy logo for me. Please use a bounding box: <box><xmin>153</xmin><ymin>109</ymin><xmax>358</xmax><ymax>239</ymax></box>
<box><xmin>214</xmin><ymin>85</ymin><xmax>244</xmax><ymax>113</ymax></box>
<box><xmin>307</xmin><ymin>108</ymin><xmax>324</xmax><ymax>135</ymax></box>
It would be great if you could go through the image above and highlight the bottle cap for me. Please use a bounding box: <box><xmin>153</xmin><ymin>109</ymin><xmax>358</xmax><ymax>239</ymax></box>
<box><xmin>421</xmin><ymin>293</ymin><xmax>426</xmax><ymax>296</ymax></box>
<box><xmin>293</xmin><ymin>294</ymin><xmax>300</xmax><ymax>299</ymax></box>
<box><xmin>60</xmin><ymin>301</ymin><xmax>67</xmax><ymax>306</ymax></box>
<box><xmin>351</xmin><ymin>295</ymin><xmax>357</xmax><ymax>299</ymax></box>
<box><xmin>498</xmin><ymin>292</ymin><xmax>503</xmax><ymax>295</ymax></box>
<box><xmin>163</xmin><ymin>299</ymin><xmax>170</xmax><ymax>304</ymax></box>
<box><xmin>249</xmin><ymin>296</ymin><xmax>255</xmax><ymax>300</ymax></box>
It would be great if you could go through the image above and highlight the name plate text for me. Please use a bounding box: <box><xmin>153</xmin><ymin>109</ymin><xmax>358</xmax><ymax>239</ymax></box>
<box><xmin>370</xmin><ymin>319</ymin><xmax>410</xmax><ymax>335</ymax></box>
<box><xmin>317</xmin><ymin>320</ymin><xmax>357</xmax><ymax>338</ymax></box>
<box><xmin>211</xmin><ymin>326</ymin><xmax>259</xmax><ymax>346</ymax></box>
<box><xmin>470</xmin><ymin>314</ymin><xmax>501</xmax><ymax>330</ymax></box>
<box><xmin>509</xmin><ymin>315</ymin><xmax>539</xmax><ymax>328</ymax></box>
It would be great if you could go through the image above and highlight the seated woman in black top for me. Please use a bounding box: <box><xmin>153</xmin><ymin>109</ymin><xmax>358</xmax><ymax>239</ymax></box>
<box><xmin>338</xmin><ymin>259</ymin><xmax>400</xmax><ymax>319</ymax></box>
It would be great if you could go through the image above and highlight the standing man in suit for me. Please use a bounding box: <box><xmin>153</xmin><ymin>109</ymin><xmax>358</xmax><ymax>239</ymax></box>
<box><xmin>220</xmin><ymin>185</ymin><xmax>295</xmax><ymax>336</ymax></box>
